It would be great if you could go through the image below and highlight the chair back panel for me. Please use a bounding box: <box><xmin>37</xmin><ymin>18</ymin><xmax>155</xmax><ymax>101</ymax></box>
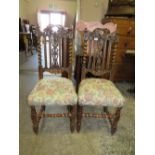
<box><xmin>82</xmin><ymin>28</ymin><xmax>118</xmax><ymax>80</ymax></box>
<box><xmin>37</xmin><ymin>25</ymin><xmax>73</xmax><ymax>79</ymax></box>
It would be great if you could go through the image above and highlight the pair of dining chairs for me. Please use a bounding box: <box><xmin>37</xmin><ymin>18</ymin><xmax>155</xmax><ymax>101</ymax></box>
<box><xmin>27</xmin><ymin>25</ymin><xmax>125</xmax><ymax>135</ymax></box>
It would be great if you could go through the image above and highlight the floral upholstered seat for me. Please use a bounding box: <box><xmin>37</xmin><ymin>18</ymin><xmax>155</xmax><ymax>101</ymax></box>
<box><xmin>78</xmin><ymin>78</ymin><xmax>125</xmax><ymax>107</ymax></box>
<box><xmin>76</xmin><ymin>29</ymin><xmax>125</xmax><ymax>134</ymax></box>
<box><xmin>28</xmin><ymin>77</ymin><xmax>77</xmax><ymax>106</ymax></box>
<box><xmin>28</xmin><ymin>26</ymin><xmax>78</xmax><ymax>134</ymax></box>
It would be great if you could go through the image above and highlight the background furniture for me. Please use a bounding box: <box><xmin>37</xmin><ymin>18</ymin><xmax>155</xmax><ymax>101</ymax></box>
<box><xmin>28</xmin><ymin>25</ymin><xmax>77</xmax><ymax>134</ymax></box>
<box><xmin>19</xmin><ymin>18</ymin><xmax>35</xmax><ymax>55</ymax></box>
<box><xmin>19</xmin><ymin>32</ymin><xmax>33</xmax><ymax>55</ymax></box>
<box><xmin>30</xmin><ymin>25</ymin><xmax>38</xmax><ymax>49</ymax></box>
<box><xmin>102</xmin><ymin>0</ymin><xmax>135</xmax><ymax>82</ymax></box>
<box><xmin>106</xmin><ymin>0</ymin><xmax>135</xmax><ymax>18</ymax></box>
<box><xmin>102</xmin><ymin>18</ymin><xmax>135</xmax><ymax>81</ymax></box>
<box><xmin>77</xmin><ymin>28</ymin><xmax>125</xmax><ymax>135</ymax></box>
<box><xmin>19</xmin><ymin>18</ymin><xmax>25</xmax><ymax>51</ymax></box>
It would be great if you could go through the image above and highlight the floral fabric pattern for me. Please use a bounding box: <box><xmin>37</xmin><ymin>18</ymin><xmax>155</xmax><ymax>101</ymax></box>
<box><xmin>78</xmin><ymin>78</ymin><xmax>125</xmax><ymax>107</ymax></box>
<box><xmin>28</xmin><ymin>77</ymin><xmax>77</xmax><ymax>106</ymax></box>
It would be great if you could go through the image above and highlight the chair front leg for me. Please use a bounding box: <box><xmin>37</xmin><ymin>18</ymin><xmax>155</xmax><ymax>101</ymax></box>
<box><xmin>70</xmin><ymin>105</ymin><xmax>77</xmax><ymax>133</ymax></box>
<box><xmin>31</xmin><ymin>105</ymin><xmax>45</xmax><ymax>134</ymax></box>
<box><xmin>111</xmin><ymin>107</ymin><xmax>122</xmax><ymax>135</ymax></box>
<box><xmin>31</xmin><ymin>106</ymin><xmax>39</xmax><ymax>134</ymax></box>
<box><xmin>77</xmin><ymin>105</ymin><xmax>83</xmax><ymax>132</ymax></box>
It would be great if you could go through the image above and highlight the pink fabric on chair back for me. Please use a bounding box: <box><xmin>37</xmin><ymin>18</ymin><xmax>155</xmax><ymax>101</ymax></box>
<box><xmin>76</xmin><ymin>21</ymin><xmax>117</xmax><ymax>33</ymax></box>
<box><xmin>76</xmin><ymin>21</ymin><xmax>117</xmax><ymax>54</ymax></box>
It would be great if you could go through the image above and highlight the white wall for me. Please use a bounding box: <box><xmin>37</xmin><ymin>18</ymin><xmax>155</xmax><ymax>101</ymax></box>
<box><xmin>19</xmin><ymin>0</ymin><xmax>77</xmax><ymax>26</ymax></box>
<box><xmin>80</xmin><ymin>0</ymin><xmax>108</xmax><ymax>22</ymax></box>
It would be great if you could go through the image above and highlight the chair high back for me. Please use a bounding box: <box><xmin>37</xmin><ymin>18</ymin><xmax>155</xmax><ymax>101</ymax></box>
<box><xmin>37</xmin><ymin>25</ymin><xmax>73</xmax><ymax>79</ymax></box>
<box><xmin>77</xmin><ymin>29</ymin><xmax>124</xmax><ymax>135</ymax></box>
<box><xmin>81</xmin><ymin>28</ymin><xmax>118</xmax><ymax>80</ymax></box>
<box><xmin>28</xmin><ymin>25</ymin><xmax>77</xmax><ymax>134</ymax></box>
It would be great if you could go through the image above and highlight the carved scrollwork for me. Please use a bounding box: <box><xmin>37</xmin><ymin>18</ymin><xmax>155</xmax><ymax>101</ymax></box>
<box><xmin>83</xmin><ymin>28</ymin><xmax>118</xmax><ymax>76</ymax></box>
<box><xmin>38</xmin><ymin>25</ymin><xmax>73</xmax><ymax>68</ymax></box>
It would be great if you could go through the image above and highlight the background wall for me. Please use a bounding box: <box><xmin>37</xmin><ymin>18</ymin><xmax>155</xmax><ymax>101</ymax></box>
<box><xmin>19</xmin><ymin>0</ymin><xmax>77</xmax><ymax>26</ymax></box>
<box><xmin>74</xmin><ymin>0</ymin><xmax>108</xmax><ymax>52</ymax></box>
<box><xmin>19</xmin><ymin>0</ymin><xmax>109</xmax><ymax>25</ymax></box>
<box><xmin>19</xmin><ymin>0</ymin><xmax>27</xmax><ymax>20</ymax></box>
<box><xmin>80</xmin><ymin>0</ymin><xmax>108</xmax><ymax>22</ymax></box>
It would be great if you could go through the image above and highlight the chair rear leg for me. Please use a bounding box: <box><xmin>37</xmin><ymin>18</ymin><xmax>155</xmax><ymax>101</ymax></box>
<box><xmin>38</xmin><ymin>105</ymin><xmax>46</xmax><ymax>122</ymax></box>
<box><xmin>70</xmin><ymin>105</ymin><xmax>77</xmax><ymax>133</ymax></box>
<box><xmin>67</xmin><ymin>105</ymin><xmax>72</xmax><ymax>132</ymax></box>
<box><xmin>103</xmin><ymin>106</ymin><xmax>112</xmax><ymax>125</ymax></box>
<box><xmin>111</xmin><ymin>107</ymin><xmax>122</xmax><ymax>135</ymax></box>
<box><xmin>31</xmin><ymin>106</ymin><xmax>39</xmax><ymax>134</ymax></box>
<box><xmin>67</xmin><ymin>105</ymin><xmax>72</xmax><ymax>113</ymax></box>
<box><xmin>77</xmin><ymin>105</ymin><xmax>83</xmax><ymax>132</ymax></box>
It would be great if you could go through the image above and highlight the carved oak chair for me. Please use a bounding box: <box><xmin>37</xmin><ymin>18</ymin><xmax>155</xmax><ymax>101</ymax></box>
<box><xmin>28</xmin><ymin>25</ymin><xmax>77</xmax><ymax>134</ymax></box>
<box><xmin>77</xmin><ymin>28</ymin><xmax>125</xmax><ymax>135</ymax></box>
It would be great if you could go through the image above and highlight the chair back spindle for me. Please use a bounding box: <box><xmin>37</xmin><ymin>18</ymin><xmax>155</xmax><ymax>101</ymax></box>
<box><xmin>82</xmin><ymin>28</ymin><xmax>118</xmax><ymax>80</ymax></box>
<box><xmin>37</xmin><ymin>25</ymin><xmax>73</xmax><ymax>79</ymax></box>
